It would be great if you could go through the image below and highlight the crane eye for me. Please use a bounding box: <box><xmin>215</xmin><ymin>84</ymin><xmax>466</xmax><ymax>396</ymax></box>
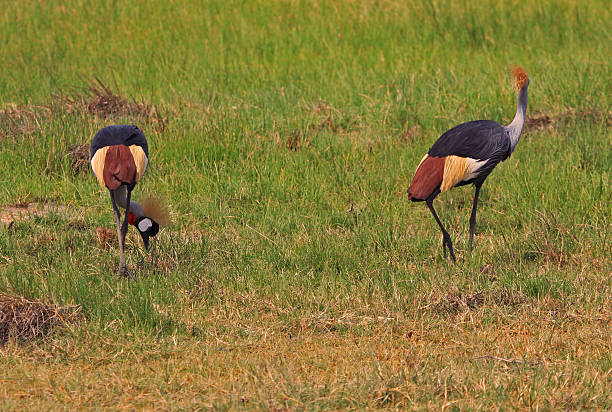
<box><xmin>137</xmin><ymin>218</ymin><xmax>153</xmax><ymax>233</ymax></box>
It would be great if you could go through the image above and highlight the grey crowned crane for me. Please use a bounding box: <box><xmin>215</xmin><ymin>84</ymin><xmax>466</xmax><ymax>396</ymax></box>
<box><xmin>91</xmin><ymin>125</ymin><xmax>166</xmax><ymax>277</ymax></box>
<box><xmin>408</xmin><ymin>67</ymin><xmax>529</xmax><ymax>262</ymax></box>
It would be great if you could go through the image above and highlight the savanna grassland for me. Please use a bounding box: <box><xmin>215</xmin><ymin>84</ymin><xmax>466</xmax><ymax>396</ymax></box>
<box><xmin>0</xmin><ymin>0</ymin><xmax>610</xmax><ymax>409</ymax></box>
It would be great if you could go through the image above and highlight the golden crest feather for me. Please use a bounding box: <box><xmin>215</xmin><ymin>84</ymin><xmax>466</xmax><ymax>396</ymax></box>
<box><xmin>512</xmin><ymin>66</ymin><xmax>529</xmax><ymax>90</ymax></box>
<box><xmin>140</xmin><ymin>194</ymin><xmax>170</xmax><ymax>227</ymax></box>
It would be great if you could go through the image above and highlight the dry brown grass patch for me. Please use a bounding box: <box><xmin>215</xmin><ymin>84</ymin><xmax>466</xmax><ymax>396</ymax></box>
<box><xmin>1</xmin><ymin>298</ymin><xmax>611</xmax><ymax>409</ymax></box>
<box><xmin>303</xmin><ymin>99</ymin><xmax>360</xmax><ymax>132</ymax></box>
<box><xmin>286</xmin><ymin>130</ymin><xmax>309</xmax><ymax>151</ymax></box>
<box><xmin>63</xmin><ymin>143</ymin><xmax>90</xmax><ymax>174</ymax></box>
<box><xmin>0</xmin><ymin>104</ymin><xmax>46</xmax><ymax>140</ymax></box>
<box><xmin>96</xmin><ymin>226</ymin><xmax>115</xmax><ymax>249</ymax></box>
<box><xmin>398</xmin><ymin>124</ymin><xmax>421</xmax><ymax>143</ymax></box>
<box><xmin>0</xmin><ymin>293</ymin><xmax>81</xmax><ymax>345</ymax></box>
<box><xmin>435</xmin><ymin>290</ymin><xmax>486</xmax><ymax>315</ymax></box>
<box><xmin>52</xmin><ymin>79</ymin><xmax>167</xmax><ymax>132</ymax></box>
<box><xmin>1</xmin><ymin>79</ymin><xmax>167</xmax><ymax>143</ymax></box>
<box><xmin>432</xmin><ymin>287</ymin><xmax>526</xmax><ymax>316</ymax></box>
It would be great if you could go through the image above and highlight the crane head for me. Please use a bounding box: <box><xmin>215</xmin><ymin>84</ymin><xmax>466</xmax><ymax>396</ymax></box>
<box><xmin>134</xmin><ymin>217</ymin><xmax>159</xmax><ymax>250</ymax></box>
<box><xmin>512</xmin><ymin>66</ymin><xmax>529</xmax><ymax>91</ymax></box>
<box><xmin>133</xmin><ymin>194</ymin><xmax>169</xmax><ymax>249</ymax></box>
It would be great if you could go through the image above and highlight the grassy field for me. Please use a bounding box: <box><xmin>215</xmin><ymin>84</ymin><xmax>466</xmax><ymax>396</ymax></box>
<box><xmin>1</xmin><ymin>0</ymin><xmax>610</xmax><ymax>409</ymax></box>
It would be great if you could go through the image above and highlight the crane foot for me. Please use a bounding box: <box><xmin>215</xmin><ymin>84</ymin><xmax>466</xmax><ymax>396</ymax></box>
<box><xmin>442</xmin><ymin>234</ymin><xmax>456</xmax><ymax>263</ymax></box>
<box><xmin>117</xmin><ymin>265</ymin><xmax>137</xmax><ymax>281</ymax></box>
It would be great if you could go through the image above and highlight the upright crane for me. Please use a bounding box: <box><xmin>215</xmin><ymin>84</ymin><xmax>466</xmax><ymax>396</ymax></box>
<box><xmin>90</xmin><ymin>125</ymin><xmax>162</xmax><ymax>277</ymax></box>
<box><xmin>407</xmin><ymin>67</ymin><xmax>529</xmax><ymax>262</ymax></box>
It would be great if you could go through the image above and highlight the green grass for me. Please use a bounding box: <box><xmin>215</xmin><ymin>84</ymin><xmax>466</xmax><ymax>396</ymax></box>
<box><xmin>1</xmin><ymin>0</ymin><xmax>611</xmax><ymax>409</ymax></box>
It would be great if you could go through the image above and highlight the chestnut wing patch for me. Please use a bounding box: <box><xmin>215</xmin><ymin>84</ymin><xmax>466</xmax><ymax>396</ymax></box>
<box><xmin>102</xmin><ymin>145</ymin><xmax>137</xmax><ymax>190</ymax></box>
<box><xmin>408</xmin><ymin>155</ymin><xmax>446</xmax><ymax>201</ymax></box>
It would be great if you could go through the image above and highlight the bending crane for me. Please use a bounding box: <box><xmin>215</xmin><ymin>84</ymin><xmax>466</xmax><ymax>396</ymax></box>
<box><xmin>407</xmin><ymin>67</ymin><xmax>529</xmax><ymax>262</ymax></box>
<box><xmin>90</xmin><ymin>125</ymin><xmax>162</xmax><ymax>277</ymax></box>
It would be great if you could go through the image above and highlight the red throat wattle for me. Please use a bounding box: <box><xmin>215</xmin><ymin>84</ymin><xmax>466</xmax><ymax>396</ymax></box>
<box><xmin>128</xmin><ymin>212</ymin><xmax>137</xmax><ymax>226</ymax></box>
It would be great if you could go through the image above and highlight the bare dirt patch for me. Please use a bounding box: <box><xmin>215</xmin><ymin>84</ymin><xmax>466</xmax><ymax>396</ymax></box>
<box><xmin>526</xmin><ymin>108</ymin><xmax>611</xmax><ymax>130</ymax></box>
<box><xmin>0</xmin><ymin>202</ymin><xmax>66</xmax><ymax>225</ymax></box>
<box><xmin>0</xmin><ymin>202</ymin><xmax>72</xmax><ymax>225</ymax></box>
<box><xmin>0</xmin><ymin>292</ymin><xmax>80</xmax><ymax>344</ymax></box>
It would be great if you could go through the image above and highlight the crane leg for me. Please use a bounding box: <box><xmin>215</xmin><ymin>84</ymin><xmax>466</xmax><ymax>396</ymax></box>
<box><xmin>469</xmin><ymin>184</ymin><xmax>482</xmax><ymax>252</ymax></box>
<box><xmin>110</xmin><ymin>191</ymin><xmax>127</xmax><ymax>277</ymax></box>
<box><xmin>120</xmin><ymin>187</ymin><xmax>136</xmax><ymax>280</ymax></box>
<box><xmin>110</xmin><ymin>188</ymin><xmax>136</xmax><ymax>280</ymax></box>
<box><xmin>426</xmin><ymin>198</ymin><xmax>456</xmax><ymax>263</ymax></box>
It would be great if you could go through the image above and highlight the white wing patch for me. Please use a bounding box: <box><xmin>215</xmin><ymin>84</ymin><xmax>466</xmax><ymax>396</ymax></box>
<box><xmin>466</xmin><ymin>158</ymin><xmax>488</xmax><ymax>180</ymax></box>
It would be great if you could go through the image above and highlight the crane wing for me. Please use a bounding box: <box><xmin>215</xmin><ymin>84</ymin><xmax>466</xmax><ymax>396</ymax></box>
<box><xmin>90</xmin><ymin>125</ymin><xmax>148</xmax><ymax>160</ymax></box>
<box><xmin>428</xmin><ymin>120</ymin><xmax>511</xmax><ymax>162</ymax></box>
<box><xmin>90</xmin><ymin>125</ymin><xmax>149</xmax><ymax>189</ymax></box>
<box><xmin>406</xmin><ymin>120</ymin><xmax>512</xmax><ymax>197</ymax></box>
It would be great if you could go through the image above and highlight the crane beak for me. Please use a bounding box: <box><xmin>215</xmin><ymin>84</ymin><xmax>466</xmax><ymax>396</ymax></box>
<box><xmin>140</xmin><ymin>231</ymin><xmax>150</xmax><ymax>250</ymax></box>
<box><xmin>135</xmin><ymin>217</ymin><xmax>158</xmax><ymax>251</ymax></box>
